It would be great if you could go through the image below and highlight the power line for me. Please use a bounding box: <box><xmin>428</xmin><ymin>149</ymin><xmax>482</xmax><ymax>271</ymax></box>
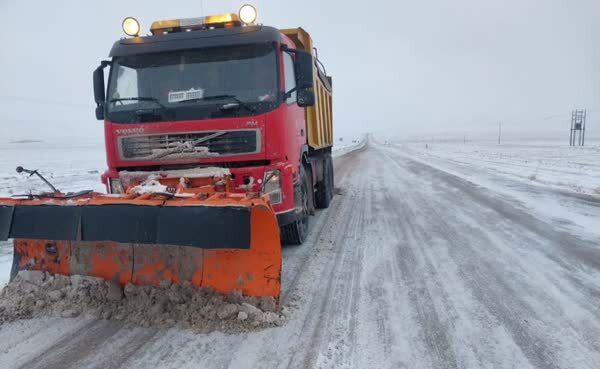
<box><xmin>461</xmin><ymin>108</ymin><xmax>600</xmax><ymax>128</ymax></box>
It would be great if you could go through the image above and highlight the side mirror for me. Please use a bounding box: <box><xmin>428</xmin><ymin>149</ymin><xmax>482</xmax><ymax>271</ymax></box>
<box><xmin>93</xmin><ymin>61</ymin><xmax>109</xmax><ymax>120</ymax></box>
<box><xmin>294</xmin><ymin>51</ymin><xmax>314</xmax><ymax>89</ymax></box>
<box><xmin>93</xmin><ymin>67</ymin><xmax>105</xmax><ymax>104</ymax></box>
<box><xmin>297</xmin><ymin>89</ymin><xmax>315</xmax><ymax>107</ymax></box>
<box><xmin>95</xmin><ymin>106</ymin><xmax>104</xmax><ymax>120</ymax></box>
<box><xmin>281</xmin><ymin>46</ymin><xmax>315</xmax><ymax>106</ymax></box>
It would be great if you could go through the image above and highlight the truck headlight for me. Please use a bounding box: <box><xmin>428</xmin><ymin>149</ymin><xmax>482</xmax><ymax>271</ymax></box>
<box><xmin>109</xmin><ymin>178</ymin><xmax>125</xmax><ymax>194</ymax></box>
<box><xmin>239</xmin><ymin>4</ymin><xmax>257</xmax><ymax>25</ymax></box>
<box><xmin>122</xmin><ymin>17</ymin><xmax>140</xmax><ymax>37</ymax></box>
<box><xmin>263</xmin><ymin>170</ymin><xmax>282</xmax><ymax>204</ymax></box>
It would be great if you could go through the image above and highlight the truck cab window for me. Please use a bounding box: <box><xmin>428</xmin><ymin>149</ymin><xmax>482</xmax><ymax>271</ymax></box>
<box><xmin>110</xmin><ymin>66</ymin><xmax>138</xmax><ymax>106</ymax></box>
<box><xmin>283</xmin><ymin>52</ymin><xmax>296</xmax><ymax>104</ymax></box>
<box><xmin>106</xmin><ymin>44</ymin><xmax>278</xmax><ymax>123</ymax></box>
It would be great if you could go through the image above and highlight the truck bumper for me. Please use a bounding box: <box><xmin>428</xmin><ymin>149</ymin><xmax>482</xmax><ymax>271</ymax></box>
<box><xmin>103</xmin><ymin>162</ymin><xmax>298</xmax><ymax>226</ymax></box>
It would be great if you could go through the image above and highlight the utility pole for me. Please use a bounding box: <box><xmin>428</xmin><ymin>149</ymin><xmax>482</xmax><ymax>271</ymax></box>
<box><xmin>498</xmin><ymin>122</ymin><xmax>502</xmax><ymax>145</ymax></box>
<box><xmin>570</xmin><ymin>109</ymin><xmax>587</xmax><ymax>146</ymax></box>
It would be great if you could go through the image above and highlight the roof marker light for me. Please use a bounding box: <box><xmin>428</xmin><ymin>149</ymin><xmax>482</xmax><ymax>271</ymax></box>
<box><xmin>239</xmin><ymin>4</ymin><xmax>257</xmax><ymax>25</ymax></box>
<box><xmin>122</xmin><ymin>17</ymin><xmax>140</xmax><ymax>37</ymax></box>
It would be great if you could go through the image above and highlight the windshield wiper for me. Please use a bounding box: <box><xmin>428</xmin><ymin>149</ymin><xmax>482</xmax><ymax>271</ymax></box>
<box><xmin>109</xmin><ymin>97</ymin><xmax>168</xmax><ymax>109</ymax></box>
<box><xmin>109</xmin><ymin>97</ymin><xmax>173</xmax><ymax>119</ymax></box>
<box><xmin>175</xmin><ymin>95</ymin><xmax>256</xmax><ymax>113</ymax></box>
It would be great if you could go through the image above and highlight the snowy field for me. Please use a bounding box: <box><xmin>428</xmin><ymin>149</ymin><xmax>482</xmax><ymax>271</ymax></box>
<box><xmin>0</xmin><ymin>139</ymin><xmax>106</xmax><ymax>197</ymax></box>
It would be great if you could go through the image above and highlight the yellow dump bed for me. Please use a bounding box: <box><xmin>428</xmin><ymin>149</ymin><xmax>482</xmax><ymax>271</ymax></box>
<box><xmin>281</xmin><ymin>28</ymin><xmax>333</xmax><ymax>150</ymax></box>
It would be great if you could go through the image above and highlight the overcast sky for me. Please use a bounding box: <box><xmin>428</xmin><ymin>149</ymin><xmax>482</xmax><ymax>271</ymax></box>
<box><xmin>0</xmin><ymin>0</ymin><xmax>598</xmax><ymax>141</ymax></box>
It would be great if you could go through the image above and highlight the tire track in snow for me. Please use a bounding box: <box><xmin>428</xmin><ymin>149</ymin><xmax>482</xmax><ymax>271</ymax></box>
<box><xmin>383</xmin><ymin>149</ymin><xmax>559</xmax><ymax>368</ymax></box>
<box><xmin>0</xmin><ymin>319</ymin><xmax>96</xmax><ymax>369</ymax></box>
<box><xmin>280</xmin><ymin>148</ymin><xmax>364</xmax><ymax>305</ymax></box>
<box><xmin>16</xmin><ymin>320</ymin><xmax>124</xmax><ymax>369</ymax></box>
<box><xmin>80</xmin><ymin>329</ymin><xmax>159</xmax><ymax>369</ymax></box>
<box><xmin>355</xmin><ymin>175</ymin><xmax>408</xmax><ymax>368</ymax></box>
<box><xmin>376</xmin><ymin>163</ymin><xmax>459</xmax><ymax>368</ymax></box>
<box><xmin>283</xmin><ymin>159</ymin><xmax>366</xmax><ymax>369</ymax></box>
<box><xmin>380</xmin><ymin>145</ymin><xmax>600</xmax><ymax>369</ymax></box>
<box><xmin>379</xmin><ymin>149</ymin><xmax>545</xmax><ymax>368</ymax></box>
<box><xmin>400</xmin><ymin>157</ymin><xmax>600</xmax><ymax>272</ymax></box>
<box><xmin>309</xmin><ymin>164</ymin><xmax>369</xmax><ymax>369</ymax></box>
<box><xmin>396</xmin><ymin>153</ymin><xmax>600</xmax><ymax>324</ymax></box>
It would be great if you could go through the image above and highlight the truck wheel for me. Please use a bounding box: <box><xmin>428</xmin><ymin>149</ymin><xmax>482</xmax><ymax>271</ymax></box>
<box><xmin>281</xmin><ymin>166</ymin><xmax>311</xmax><ymax>245</ymax></box>
<box><xmin>315</xmin><ymin>154</ymin><xmax>334</xmax><ymax>209</ymax></box>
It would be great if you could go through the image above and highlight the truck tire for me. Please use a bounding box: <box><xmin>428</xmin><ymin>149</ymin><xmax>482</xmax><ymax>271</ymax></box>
<box><xmin>281</xmin><ymin>166</ymin><xmax>311</xmax><ymax>245</ymax></box>
<box><xmin>315</xmin><ymin>154</ymin><xmax>334</xmax><ymax>209</ymax></box>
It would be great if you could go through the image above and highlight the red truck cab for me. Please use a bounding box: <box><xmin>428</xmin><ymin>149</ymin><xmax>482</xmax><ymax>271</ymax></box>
<box><xmin>93</xmin><ymin>12</ymin><xmax>333</xmax><ymax>244</ymax></box>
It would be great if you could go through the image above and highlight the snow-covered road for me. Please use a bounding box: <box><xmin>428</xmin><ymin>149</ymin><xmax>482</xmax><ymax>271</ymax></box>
<box><xmin>1</xmin><ymin>140</ymin><xmax>600</xmax><ymax>368</ymax></box>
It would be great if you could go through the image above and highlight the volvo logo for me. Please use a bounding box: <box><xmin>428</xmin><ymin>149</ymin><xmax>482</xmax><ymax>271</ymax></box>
<box><xmin>115</xmin><ymin>127</ymin><xmax>145</xmax><ymax>136</ymax></box>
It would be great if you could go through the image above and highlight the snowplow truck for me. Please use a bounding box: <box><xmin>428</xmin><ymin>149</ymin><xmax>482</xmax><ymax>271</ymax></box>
<box><xmin>0</xmin><ymin>7</ymin><xmax>333</xmax><ymax>299</ymax></box>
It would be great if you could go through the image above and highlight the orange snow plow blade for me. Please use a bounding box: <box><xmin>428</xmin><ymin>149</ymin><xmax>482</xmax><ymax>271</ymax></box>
<box><xmin>0</xmin><ymin>192</ymin><xmax>281</xmax><ymax>298</ymax></box>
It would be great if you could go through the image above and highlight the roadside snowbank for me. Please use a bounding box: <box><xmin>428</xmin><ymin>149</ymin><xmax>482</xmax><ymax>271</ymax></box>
<box><xmin>333</xmin><ymin>135</ymin><xmax>366</xmax><ymax>157</ymax></box>
<box><xmin>395</xmin><ymin>141</ymin><xmax>600</xmax><ymax>196</ymax></box>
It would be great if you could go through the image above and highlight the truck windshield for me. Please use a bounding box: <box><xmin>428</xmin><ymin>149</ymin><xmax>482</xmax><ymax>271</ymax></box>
<box><xmin>106</xmin><ymin>43</ymin><xmax>278</xmax><ymax>123</ymax></box>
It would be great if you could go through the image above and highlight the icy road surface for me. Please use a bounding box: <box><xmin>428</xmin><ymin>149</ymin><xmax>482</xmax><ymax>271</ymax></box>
<box><xmin>1</xmin><ymin>140</ymin><xmax>600</xmax><ymax>368</ymax></box>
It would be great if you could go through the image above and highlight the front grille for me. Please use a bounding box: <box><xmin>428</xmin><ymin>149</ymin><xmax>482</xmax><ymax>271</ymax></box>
<box><xmin>119</xmin><ymin>130</ymin><xmax>260</xmax><ymax>160</ymax></box>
